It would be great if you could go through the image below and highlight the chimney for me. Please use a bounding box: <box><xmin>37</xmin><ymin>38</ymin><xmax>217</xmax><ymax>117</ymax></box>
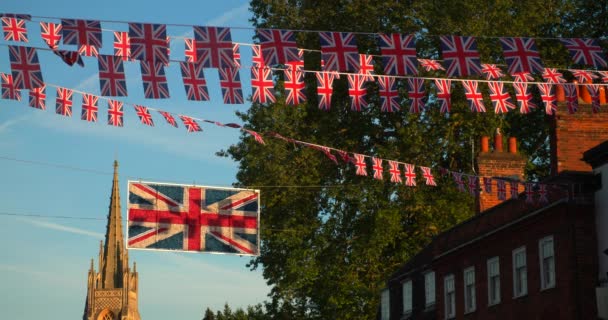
<box><xmin>476</xmin><ymin>129</ymin><xmax>526</xmax><ymax>214</ymax></box>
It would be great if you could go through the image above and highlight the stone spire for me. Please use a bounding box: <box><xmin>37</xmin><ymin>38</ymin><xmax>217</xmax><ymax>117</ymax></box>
<box><xmin>100</xmin><ymin>160</ymin><xmax>126</xmax><ymax>288</ymax></box>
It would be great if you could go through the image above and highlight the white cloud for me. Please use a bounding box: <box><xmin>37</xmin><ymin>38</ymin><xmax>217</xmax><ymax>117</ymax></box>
<box><xmin>15</xmin><ymin>217</ymin><xmax>104</xmax><ymax>238</ymax></box>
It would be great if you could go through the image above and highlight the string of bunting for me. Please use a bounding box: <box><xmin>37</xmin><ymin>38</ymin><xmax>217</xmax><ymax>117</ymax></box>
<box><xmin>1</xmin><ymin>13</ymin><xmax>608</xmax><ymax>116</ymax></box>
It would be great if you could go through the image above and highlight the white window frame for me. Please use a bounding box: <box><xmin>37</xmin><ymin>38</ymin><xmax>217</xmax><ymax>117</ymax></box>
<box><xmin>402</xmin><ymin>279</ymin><xmax>413</xmax><ymax>315</ymax></box>
<box><xmin>487</xmin><ymin>257</ymin><xmax>501</xmax><ymax>306</ymax></box>
<box><xmin>463</xmin><ymin>266</ymin><xmax>476</xmax><ymax>313</ymax></box>
<box><xmin>424</xmin><ymin>271</ymin><xmax>436</xmax><ymax>308</ymax></box>
<box><xmin>512</xmin><ymin>246</ymin><xmax>528</xmax><ymax>298</ymax></box>
<box><xmin>444</xmin><ymin>274</ymin><xmax>456</xmax><ymax>319</ymax></box>
<box><xmin>539</xmin><ymin>236</ymin><xmax>556</xmax><ymax>290</ymax></box>
<box><xmin>381</xmin><ymin>288</ymin><xmax>390</xmax><ymax>320</ymax></box>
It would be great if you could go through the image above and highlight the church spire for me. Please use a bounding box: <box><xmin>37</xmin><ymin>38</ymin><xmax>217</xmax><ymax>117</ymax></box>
<box><xmin>101</xmin><ymin>160</ymin><xmax>126</xmax><ymax>288</ymax></box>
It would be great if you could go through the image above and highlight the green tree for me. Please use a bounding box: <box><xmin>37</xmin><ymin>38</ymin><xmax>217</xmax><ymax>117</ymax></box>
<box><xmin>221</xmin><ymin>0</ymin><xmax>582</xmax><ymax>319</ymax></box>
<box><xmin>202</xmin><ymin>308</ymin><xmax>216</xmax><ymax>320</ymax></box>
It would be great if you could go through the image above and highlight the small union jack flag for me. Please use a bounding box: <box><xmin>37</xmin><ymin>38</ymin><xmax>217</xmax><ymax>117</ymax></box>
<box><xmin>113</xmin><ymin>31</ymin><xmax>131</xmax><ymax>61</ymax></box>
<box><xmin>481</xmin><ymin>64</ymin><xmax>504</xmax><ymax>80</ymax></box>
<box><xmin>283</xmin><ymin>58</ymin><xmax>306</xmax><ymax>105</ymax></box>
<box><xmin>586</xmin><ymin>84</ymin><xmax>601</xmax><ymax>113</ymax></box>
<box><xmin>513</xmin><ymin>82</ymin><xmax>536</xmax><ymax>114</ymax></box>
<box><xmin>525</xmin><ymin>183</ymin><xmax>534</xmax><ymax>204</ymax></box>
<box><xmin>483</xmin><ymin>177</ymin><xmax>492</xmax><ymax>194</ymax></box>
<box><xmin>251</xmin><ymin>44</ymin><xmax>264</xmax><ymax>68</ymax></box>
<box><xmin>319</xmin><ymin>32</ymin><xmax>359</xmax><ymax>72</ymax></box>
<box><xmin>2</xmin><ymin>17</ymin><xmax>28</xmax><ymax>42</ymax></box>
<box><xmin>316</xmin><ymin>72</ymin><xmax>336</xmax><ymax>111</ymax></box>
<box><xmin>440</xmin><ymin>36</ymin><xmax>482</xmax><ymax>77</ymax></box>
<box><xmin>377</xmin><ymin>76</ymin><xmax>400</xmax><ymax>112</ymax></box>
<box><xmin>244</xmin><ymin>129</ymin><xmax>265</xmax><ymax>145</ymax></box>
<box><xmin>560</xmin><ymin>38</ymin><xmax>607</xmax><ymax>68</ymax></box>
<box><xmin>357</xmin><ymin>54</ymin><xmax>375</xmax><ymax>81</ymax></box>
<box><xmin>8</xmin><ymin>45</ymin><xmax>44</xmax><ymax>89</ymax></box>
<box><xmin>55</xmin><ymin>87</ymin><xmax>73</xmax><ymax>116</ymax></box>
<box><xmin>420</xmin><ymin>166</ymin><xmax>436</xmax><ymax>186</ymax></box>
<box><xmin>107</xmin><ymin>100</ymin><xmax>124</xmax><ymax>127</ymax></box>
<box><xmin>537</xmin><ymin>83</ymin><xmax>556</xmax><ymax>115</ymax></box>
<box><xmin>218</xmin><ymin>67</ymin><xmax>244</xmax><ymax>104</ymax></box>
<box><xmin>53</xmin><ymin>49</ymin><xmax>84</xmax><ymax>67</ymax></box>
<box><xmin>194</xmin><ymin>26</ymin><xmax>234</xmax><ymax>69</ymax></box>
<box><xmin>511</xmin><ymin>71</ymin><xmax>535</xmax><ymax>83</ymax></box>
<box><xmin>184</xmin><ymin>37</ymin><xmax>197</xmax><ymax>62</ymax></box>
<box><xmin>134</xmin><ymin>105</ymin><xmax>154</xmax><ymax>126</ymax></box>
<box><xmin>488</xmin><ymin>81</ymin><xmax>515</xmax><ymax>114</ymax></box>
<box><xmin>28</xmin><ymin>85</ymin><xmax>45</xmax><ymax>109</ymax></box>
<box><xmin>307</xmin><ymin>144</ymin><xmax>337</xmax><ymax>164</ymax></box>
<box><xmin>140</xmin><ymin>61</ymin><xmax>170</xmax><ymax>99</ymax></box>
<box><xmin>563</xmin><ymin>83</ymin><xmax>578</xmax><ymax>114</ymax></box>
<box><xmin>407</xmin><ymin>77</ymin><xmax>425</xmax><ymax>113</ymax></box>
<box><xmin>40</xmin><ymin>22</ymin><xmax>62</xmax><ymax>49</ymax></box>
<box><xmin>570</xmin><ymin>69</ymin><xmax>596</xmax><ymax>83</ymax></box>
<box><xmin>347</xmin><ymin>74</ymin><xmax>368</xmax><ymax>111</ymax></box>
<box><xmin>497</xmin><ymin>180</ymin><xmax>507</xmax><ymax>200</ymax></box>
<box><xmin>510</xmin><ymin>181</ymin><xmax>519</xmax><ymax>199</ymax></box>
<box><xmin>404</xmin><ymin>163</ymin><xmax>416</xmax><ymax>187</ymax></box>
<box><xmin>61</xmin><ymin>19</ymin><xmax>102</xmax><ymax>47</ymax></box>
<box><xmin>434</xmin><ymin>79</ymin><xmax>452</xmax><ymax>113</ymax></box>
<box><xmin>462</xmin><ymin>80</ymin><xmax>486</xmax><ymax>112</ymax></box>
<box><xmin>542</xmin><ymin>68</ymin><xmax>566</xmax><ymax>83</ymax></box>
<box><xmin>597</xmin><ymin>71</ymin><xmax>608</xmax><ymax>83</ymax></box>
<box><xmin>452</xmin><ymin>172</ymin><xmax>465</xmax><ymax>192</ymax></box>
<box><xmin>256</xmin><ymin>29</ymin><xmax>299</xmax><ymax>66</ymax></box>
<box><xmin>388</xmin><ymin>161</ymin><xmax>402</xmax><ymax>183</ymax></box>
<box><xmin>418</xmin><ymin>59</ymin><xmax>445</xmax><ymax>72</ymax></box>
<box><xmin>81</xmin><ymin>94</ymin><xmax>98</xmax><ymax>122</ymax></box>
<box><xmin>353</xmin><ymin>153</ymin><xmax>367</xmax><ymax>176</ymax></box>
<box><xmin>129</xmin><ymin>23</ymin><xmax>168</xmax><ymax>65</ymax></box>
<box><xmin>336</xmin><ymin>150</ymin><xmax>350</xmax><ymax>163</ymax></box>
<box><xmin>232</xmin><ymin>43</ymin><xmax>240</xmax><ymax>68</ymax></box>
<box><xmin>98</xmin><ymin>54</ymin><xmax>127</xmax><ymax>97</ymax></box>
<box><xmin>180</xmin><ymin>61</ymin><xmax>209</xmax><ymax>101</ymax></box>
<box><xmin>179</xmin><ymin>115</ymin><xmax>203</xmax><ymax>132</ymax></box>
<box><xmin>372</xmin><ymin>157</ymin><xmax>383</xmax><ymax>180</ymax></box>
<box><xmin>251</xmin><ymin>66</ymin><xmax>275</xmax><ymax>104</ymax></box>
<box><xmin>159</xmin><ymin>110</ymin><xmax>177</xmax><ymax>127</ymax></box>
<box><xmin>467</xmin><ymin>175</ymin><xmax>478</xmax><ymax>196</ymax></box>
<box><xmin>377</xmin><ymin>33</ymin><xmax>417</xmax><ymax>75</ymax></box>
<box><xmin>79</xmin><ymin>44</ymin><xmax>98</xmax><ymax>57</ymax></box>
<box><xmin>499</xmin><ymin>37</ymin><xmax>544</xmax><ymax>75</ymax></box>
<box><xmin>1</xmin><ymin>73</ymin><xmax>21</xmax><ymax>101</ymax></box>
<box><xmin>538</xmin><ymin>184</ymin><xmax>548</xmax><ymax>204</ymax></box>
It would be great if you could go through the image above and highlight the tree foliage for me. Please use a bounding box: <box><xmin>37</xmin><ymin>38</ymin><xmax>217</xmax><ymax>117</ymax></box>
<box><xmin>216</xmin><ymin>0</ymin><xmax>590</xmax><ymax>319</ymax></box>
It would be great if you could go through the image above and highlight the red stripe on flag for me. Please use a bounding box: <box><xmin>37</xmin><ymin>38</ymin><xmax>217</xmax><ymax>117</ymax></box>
<box><xmin>210</xmin><ymin>231</ymin><xmax>254</xmax><ymax>254</ymax></box>
<box><xmin>219</xmin><ymin>193</ymin><xmax>258</xmax><ymax>210</ymax></box>
<box><xmin>128</xmin><ymin>227</ymin><xmax>168</xmax><ymax>246</ymax></box>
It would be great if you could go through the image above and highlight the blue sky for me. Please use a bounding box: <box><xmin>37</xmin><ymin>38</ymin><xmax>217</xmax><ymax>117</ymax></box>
<box><xmin>0</xmin><ymin>1</ymin><xmax>270</xmax><ymax>319</ymax></box>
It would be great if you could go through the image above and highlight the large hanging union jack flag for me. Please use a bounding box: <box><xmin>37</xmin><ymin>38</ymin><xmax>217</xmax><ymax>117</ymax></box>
<box><xmin>499</xmin><ymin>37</ymin><xmax>544</xmax><ymax>75</ymax></box>
<box><xmin>319</xmin><ymin>32</ymin><xmax>360</xmax><ymax>72</ymax></box>
<box><xmin>61</xmin><ymin>19</ymin><xmax>102</xmax><ymax>47</ymax></box>
<box><xmin>440</xmin><ymin>36</ymin><xmax>482</xmax><ymax>77</ymax></box>
<box><xmin>256</xmin><ymin>29</ymin><xmax>300</xmax><ymax>66</ymax></box>
<box><xmin>129</xmin><ymin>23</ymin><xmax>169</xmax><ymax>65</ymax></box>
<box><xmin>140</xmin><ymin>60</ymin><xmax>170</xmax><ymax>99</ymax></box>
<box><xmin>194</xmin><ymin>26</ymin><xmax>235</xmax><ymax>69</ymax></box>
<box><xmin>127</xmin><ymin>182</ymin><xmax>260</xmax><ymax>255</ymax></box>
<box><xmin>98</xmin><ymin>54</ymin><xmax>127</xmax><ymax>96</ymax></box>
<box><xmin>377</xmin><ymin>33</ymin><xmax>417</xmax><ymax>76</ymax></box>
<box><xmin>8</xmin><ymin>45</ymin><xmax>44</xmax><ymax>89</ymax></box>
<box><xmin>559</xmin><ymin>38</ymin><xmax>607</xmax><ymax>68</ymax></box>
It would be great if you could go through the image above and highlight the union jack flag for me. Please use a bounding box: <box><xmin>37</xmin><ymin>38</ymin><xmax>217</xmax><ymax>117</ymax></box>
<box><xmin>347</xmin><ymin>74</ymin><xmax>368</xmax><ymax>111</ymax></box>
<box><xmin>570</xmin><ymin>69</ymin><xmax>596</xmax><ymax>83</ymax></box>
<box><xmin>452</xmin><ymin>172</ymin><xmax>465</xmax><ymax>192</ymax></box>
<box><xmin>598</xmin><ymin>71</ymin><xmax>608</xmax><ymax>83</ymax></box>
<box><xmin>218</xmin><ymin>67</ymin><xmax>244</xmax><ymax>104</ymax></box>
<box><xmin>353</xmin><ymin>153</ymin><xmax>367</xmax><ymax>176</ymax></box>
<box><xmin>79</xmin><ymin>44</ymin><xmax>98</xmax><ymax>57</ymax></box>
<box><xmin>537</xmin><ymin>83</ymin><xmax>556</xmax><ymax>115</ymax></box>
<box><xmin>184</xmin><ymin>37</ymin><xmax>197</xmax><ymax>62</ymax></box>
<box><xmin>525</xmin><ymin>183</ymin><xmax>534</xmax><ymax>204</ymax></box>
<box><xmin>158</xmin><ymin>110</ymin><xmax>178</xmax><ymax>127</ymax></box>
<box><xmin>127</xmin><ymin>182</ymin><xmax>260</xmax><ymax>255</ymax></box>
<box><xmin>107</xmin><ymin>100</ymin><xmax>124</xmax><ymax>127</ymax></box>
<box><xmin>244</xmin><ymin>129</ymin><xmax>265</xmax><ymax>145</ymax></box>
<box><xmin>418</xmin><ymin>59</ymin><xmax>445</xmax><ymax>72</ymax></box>
<box><xmin>439</xmin><ymin>36</ymin><xmax>482</xmax><ymax>77</ymax></box>
<box><xmin>179</xmin><ymin>115</ymin><xmax>202</xmax><ymax>132</ymax></box>
<box><xmin>378</xmin><ymin>33</ymin><xmax>417</xmax><ymax>75</ymax></box>
<box><xmin>61</xmin><ymin>19</ymin><xmax>102</xmax><ymax>47</ymax></box>
<box><xmin>511</xmin><ymin>71</ymin><xmax>535</xmax><ymax>82</ymax></box>
<box><xmin>140</xmin><ymin>61</ymin><xmax>170</xmax><ymax>99</ymax></box>
<box><xmin>388</xmin><ymin>161</ymin><xmax>402</xmax><ymax>183</ymax></box>
<box><xmin>232</xmin><ymin>43</ymin><xmax>240</xmax><ymax>68</ymax></box>
<box><xmin>98</xmin><ymin>54</ymin><xmax>127</xmax><ymax>96</ymax></box>
<box><xmin>483</xmin><ymin>177</ymin><xmax>492</xmax><ymax>193</ymax></box>
<box><xmin>319</xmin><ymin>32</ymin><xmax>359</xmax><ymax>72</ymax></box>
<box><xmin>40</xmin><ymin>22</ymin><xmax>62</xmax><ymax>49</ymax></box>
<box><xmin>194</xmin><ymin>26</ymin><xmax>234</xmax><ymax>69</ymax></box>
<box><xmin>510</xmin><ymin>181</ymin><xmax>519</xmax><ymax>199</ymax></box>
<box><xmin>316</xmin><ymin>72</ymin><xmax>335</xmax><ymax>110</ymax></box>
<box><xmin>542</xmin><ymin>68</ymin><xmax>566</xmax><ymax>83</ymax></box>
<box><xmin>28</xmin><ymin>84</ymin><xmax>45</xmax><ymax>109</ymax></box>
<box><xmin>538</xmin><ymin>184</ymin><xmax>548</xmax><ymax>204</ymax></box>
<box><xmin>357</xmin><ymin>54</ymin><xmax>375</xmax><ymax>81</ymax></box>
<box><xmin>563</xmin><ymin>83</ymin><xmax>578</xmax><ymax>114</ymax></box>
<box><xmin>114</xmin><ymin>31</ymin><xmax>131</xmax><ymax>61</ymax></box>
<box><xmin>129</xmin><ymin>23</ymin><xmax>169</xmax><ymax>65</ymax></box>
<box><xmin>53</xmin><ymin>49</ymin><xmax>84</xmax><ymax>67</ymax></box>
<box><xmin>55</xmin><ymin>87</ymin><xmax>73</xmax><ymax>116</ymax></box>
<box><xmin>488</xmin><ymin>81</ymin><xmax>515</xmax><ymax>114</ymax></box>
<box><xmin>377</xmin><ymin>76</ymin><xmax>400</xmax><ymax>112</ymax></box>
<box><xmin>134</xmin><ymin>105</ymin><xmax>154</xmax><ymax>126</ymax></box>
<box><xmin>404</xmin><ymin>163</ymin><xmax>416</xmax><ymax>187</ymax></box>
<box><xmin>513</xmin><ymin>82</ymin><xmax>536</xmax><ymax>114</ymax></box>
<box><xmin>407</xmin><ymin>77</ymin><xmax>425</xmax><ymax>113</ymax></box>
<box><xmin>1</xmin><ymin>73</ymin><xmax>20</xmax><ymax>101</ymax></box>
<box><xmin>251</xmin><ymin>65</ymin><xmax>275</xmax><ymax>104</ymax></box>
<box><xmin>420</xmin><ymin>166</ymin><xmax>436</xmax><ymax>186</ymax></box>
<box><xmin>434</xmin><ymin>79</ymin><xmax>452</xmax><ymax>113</ymax></box>
<box><xmin>336</xmin><ymin>150</ymin><xmax>350</xmax><ymax>163</ymax></box>
<box><xmin>467</xmin><ymin>175</ymin><xmax>478</xmax><ymax>195</ymax></box>
<box><xmin>481</xmin><ymin>64</ymin><xmax>504</xmax><ymax>80</ymax></box>
<box><xmin>586</xmin><ymin>84</ymin><xmax>601</xmax><ymax>113</ymax></box>
<box><xmin>283</xmin><ymin>58</ymin><xmax>306</xmax><ymax>105</ymax></box>
<box><xmin>251</xmin><ymin>44</ymin><xmax>264</xmax><ymax>68</ymax></box>
<box><xmin>462</xmin><ymin>80</ymin><xmax>486</xmax><ymax>112</ymax></box>
<box><xmin>560</xmin><ymin>38</ymin><xmax>607</xmax><ymax>68</ymax></box>
<box><xmin>308</xmin><ymin>144</ymin><xmax>337</xmax><ymax>164</ymax></box>
<box><xmin>180</xmin><ymin>61</ymin><xmax>209</xmax><ymax>101</ymax></box>
<box><xmin>372</xmin><ymin>157</ymin><xmax>383</xmax><ymax>180</ymax></box>
<box><xmin>256</xmin><ymin>29</ymin><xmax>299</xmax><ymax>66</ymax></box>
<box><xmin>8</xmin><ymin>45</ymin><xmax>44</xmax><ymax>89</ymax></box>
<box><xmin>497</xmin><ymin>179</ymin><xmax>507</xmax><ymax>200</ymax></box>
<box><xmin>499</xmin><ymin>37</ymin><xmax>544</xmax><ymax>74</ymax></box>
<box><xmin>2</xmin><ymin>17</ymin><xmax>28</xmax><ymax>42</ymax></box>
<box><xmin>81</xmin><ymin>94</ymin><xmax>98</xmax><ymax>122</ymax></box>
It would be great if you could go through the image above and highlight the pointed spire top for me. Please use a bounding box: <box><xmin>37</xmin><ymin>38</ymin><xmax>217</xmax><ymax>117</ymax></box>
<box><xmin>101</xmin><ymin>161</ymin><xmax>126</xmax><ymax>289</ymax></box>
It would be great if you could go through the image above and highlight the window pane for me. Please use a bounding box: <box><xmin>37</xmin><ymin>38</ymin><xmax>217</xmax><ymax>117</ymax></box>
<box><xmin>381</xmin><ymin>289</ymin><xmax>390</xmax><ymax>320</ymax></box>
<box><xmin>403</xmin><ymin>281</ymin><xmax>412</xmax><ymax>312</ymax></box>
<box><xmin>425</xmin><ymin>272</ymin><xmax>435</xmax><ymax>306</ymax></box>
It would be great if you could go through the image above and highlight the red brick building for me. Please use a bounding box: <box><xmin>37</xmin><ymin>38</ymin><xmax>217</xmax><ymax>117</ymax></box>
<box><xmin>380</xmin><ymin>99</ymin><xmax>608</xmax><ymax>320</ymax></box>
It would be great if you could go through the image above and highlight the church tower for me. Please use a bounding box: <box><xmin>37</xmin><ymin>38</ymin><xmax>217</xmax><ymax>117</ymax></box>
<box><xmin>83</xmin><ymin>161</ymin><xmax>141</xmax><ymax>320</ymax></box>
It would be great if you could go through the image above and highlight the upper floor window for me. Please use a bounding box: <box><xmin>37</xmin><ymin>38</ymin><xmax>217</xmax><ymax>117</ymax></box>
<box><xmin>487</xmin><ymin>257</ymin><xmax>501</xmax><ymax>305</ymax></box>
<box><xmin>539</xmin><ymin>236</ymin><xmax>556</xmax><ymax>289</ymax></box>
<box><xmin>403</xmin><ymin>280</ymin><xmax>413</xmax><ymax>314</ymax></box>
<box><xmin>512</xmin><ymin>246</ymin><xmax>527</xmax><ymax>297</ymax></box>
<box><xmin>444</xmin><ymin>274</ymin><xmax>456</xmax><ymax>319</ymax></box>
<box><xmin>464</xmin><ymin>267</ymin><xmax>476</xmax><ymax>313</ymax></box>
<box><xmin>425</xmin><ymin>271</ymin><xmax>436</xmax><ymax>307</ymax></box>
<box><xmin>381</xmin><ymin>288</ymin><xmax>390</xmax><ymax>320</ymax></box>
